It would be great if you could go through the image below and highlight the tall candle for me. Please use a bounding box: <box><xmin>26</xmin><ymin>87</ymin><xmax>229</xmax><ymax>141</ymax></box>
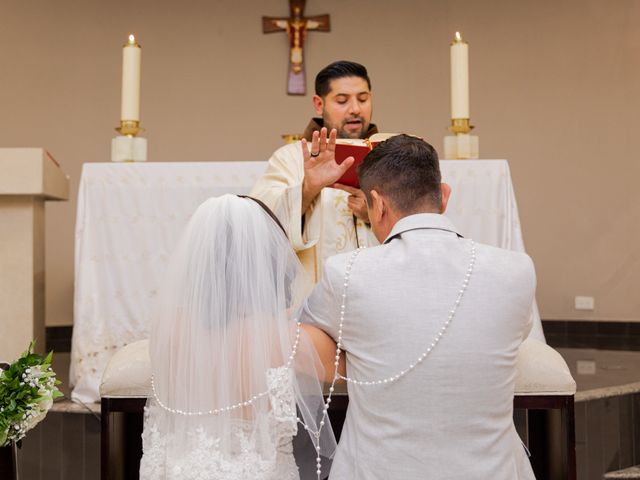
<box><xmin>121</xmin><ymin>34</ymin><xmax>141</xmax><ymax>122</ymax></box>
<box><xmin>450</xmin><ymin>31</ymin><xmax>469</xmax><ymax>119</ymax></box>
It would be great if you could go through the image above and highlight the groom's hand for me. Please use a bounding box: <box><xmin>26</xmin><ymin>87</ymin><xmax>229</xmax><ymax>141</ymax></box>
<box><xmin>301</xmin><ymin>128</ymin><xmax>354</xmax><ymax>215</ymax></box>
<box><xmin>333</xmin><ymin>183</ymin><xmax>370</xmax><ymax>223</ymax></box>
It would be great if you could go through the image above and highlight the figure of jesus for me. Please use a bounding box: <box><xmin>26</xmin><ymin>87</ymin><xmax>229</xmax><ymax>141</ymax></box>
<box><xmin>271</xmin><ymin>7</ymin><xmax>322</xmax><ymax>75</ymax></box>
<box><xmin>263</xmin><ymin>0</ymin><xmax>330</xmax><ymax>95</ymax></box>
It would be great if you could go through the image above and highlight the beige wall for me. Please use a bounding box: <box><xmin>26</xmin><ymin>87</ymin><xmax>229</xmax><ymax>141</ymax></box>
<box><xmin>0</xmin><ymin>0</ymin><xmax>638</xmax><ymax>326</ymax></box>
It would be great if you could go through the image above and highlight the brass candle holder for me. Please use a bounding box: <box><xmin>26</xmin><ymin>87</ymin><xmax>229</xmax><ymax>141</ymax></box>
<box><xmin>444</xmin><ymin>118</ymin><xmax>479</xmax><ymax>160</ymax></box>
<box><xmin>115</xmin><ymin>120</ymin><xmax>144</xmax><ymax>137</ymax></box>
<box><xmin>112</xmin><ymin>120</ymin><xmax>147</xmax><ymax>162</ymax></box>
<box><xmin>281</xmin><ymin>133</ymin><xmax>303</xmax><ymax>144</ymax></box>
<box><xmin>448</xmin><ymin>118</ymin><xmax>473</xmax><ymax>135</ymax></box>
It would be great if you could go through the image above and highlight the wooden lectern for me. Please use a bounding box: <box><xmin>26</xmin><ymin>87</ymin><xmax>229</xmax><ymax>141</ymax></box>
<box><xmin>0</xmin><ymin>149</ymin><xmax>69</xmax><ymax>361</ymax></box>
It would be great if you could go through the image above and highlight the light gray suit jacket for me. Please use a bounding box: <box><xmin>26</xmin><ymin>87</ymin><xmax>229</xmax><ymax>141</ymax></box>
<box><xmin>301</xmin><ymin>213</ymin><xmax>536</xmax><ymax>479</ymax></box>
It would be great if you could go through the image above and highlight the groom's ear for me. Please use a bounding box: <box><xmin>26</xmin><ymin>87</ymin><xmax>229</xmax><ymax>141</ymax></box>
<box><xmin>370</xmin><ymin>189</ymin><xmax>385</xmax><ymax>220</ymax></box>
<box><xmin>439</xmin><ymin>183</ymin><xmax>452</xmax><ymax>214</ymax></box>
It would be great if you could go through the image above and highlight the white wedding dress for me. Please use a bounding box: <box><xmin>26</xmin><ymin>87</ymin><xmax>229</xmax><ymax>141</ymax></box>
<box><xmin>140</xmin><ymin>367</ymin><xmax>300</xmax><ymax>480</ymax></box>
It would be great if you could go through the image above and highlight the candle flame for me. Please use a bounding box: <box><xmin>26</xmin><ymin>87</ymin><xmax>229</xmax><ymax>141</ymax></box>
<box><xmin>455</xmin><ymin>31</ymin><xmax>462</xmax><ymax>42</ymax></box>
<box><xmin>128</xmin><ymin>34</ymin><xmax>136</xmax><ymax>44</ymax></box>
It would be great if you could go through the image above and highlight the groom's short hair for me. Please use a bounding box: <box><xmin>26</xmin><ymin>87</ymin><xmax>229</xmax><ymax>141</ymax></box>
<box><xmin>358</xmin><ymin>135</ymin><xmax>442</xmax><ymax>213</ymax></box>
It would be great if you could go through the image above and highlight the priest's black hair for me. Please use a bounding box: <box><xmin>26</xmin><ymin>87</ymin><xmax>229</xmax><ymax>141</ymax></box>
<box><xmin>315</xmin><ymin>60</ymin><xmax>371</xmax><ymax>97</ymax></box>
<box><xmin>358</xmin><ymin>135</ymin><xmax>442</xmax><ymax>213</ymax></box>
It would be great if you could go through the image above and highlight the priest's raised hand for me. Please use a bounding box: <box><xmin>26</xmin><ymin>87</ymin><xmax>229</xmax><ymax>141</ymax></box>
<box><xmin>301</xmin><ymin>127</ymin><xmax>354</xmax><ymax>215</ymax></box>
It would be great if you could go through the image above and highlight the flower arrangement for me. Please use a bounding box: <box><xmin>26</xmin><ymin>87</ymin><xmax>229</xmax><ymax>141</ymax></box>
<box><xmin>0</xmin><ymin>342</ymin><xmax>63</xmax><ymax>447</ymax></box>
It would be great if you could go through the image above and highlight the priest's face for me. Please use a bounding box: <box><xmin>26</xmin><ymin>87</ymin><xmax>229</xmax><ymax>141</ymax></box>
<box><xmin>313</xmin><ymin>76</ymin><xmax>372</xmax><ymax>139</ymax></box>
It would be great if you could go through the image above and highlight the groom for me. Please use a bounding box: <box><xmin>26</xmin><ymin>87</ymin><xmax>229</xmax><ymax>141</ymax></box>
<box><xmin>300</xmin><ymin>135</ymin><xmax>536</xmax><ymax>479</ymax></box>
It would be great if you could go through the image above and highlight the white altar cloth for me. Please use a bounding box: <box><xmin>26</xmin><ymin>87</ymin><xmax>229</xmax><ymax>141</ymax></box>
<box><xmin>71</xmin><ymin>160</ymin><xmax>543</xmax><ymax>403</ymax></box>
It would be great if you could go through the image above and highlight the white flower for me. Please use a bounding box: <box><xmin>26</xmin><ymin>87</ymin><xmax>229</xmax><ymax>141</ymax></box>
<box><xmin>25</xmin><ymin>410</ymin><xmax>47</xmax><ymax>431</ymax></box>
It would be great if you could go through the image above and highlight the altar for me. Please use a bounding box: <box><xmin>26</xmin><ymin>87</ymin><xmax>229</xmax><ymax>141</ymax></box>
<box><xmin>71</xmin><ymin>160</ymin><xmax>544</xmax><ymax>403</ymax></box>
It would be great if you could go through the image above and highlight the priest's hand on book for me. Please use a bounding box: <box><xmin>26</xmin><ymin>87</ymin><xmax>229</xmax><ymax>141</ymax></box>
<box><xmin>301</xmin><ymin>128</ymin><xmax>354</xmax><ymax>215</ymax></box>
<box><xmin>333</xmin><ymin>183</ymin><xmax>370</xmax><ymax>223</ymax></box>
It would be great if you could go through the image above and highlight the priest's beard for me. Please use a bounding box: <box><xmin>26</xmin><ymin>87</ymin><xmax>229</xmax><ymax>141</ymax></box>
<box><xmin>322</xmin><ymin>112</ymin><xmax>370</xmax><ymax>139</ymax></box>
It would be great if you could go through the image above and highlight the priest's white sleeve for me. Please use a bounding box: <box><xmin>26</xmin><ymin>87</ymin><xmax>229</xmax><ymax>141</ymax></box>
<box><xmin>250</xmin><ymin>142</ymin><xmax>318</xmax><ymax>252</ymax></box>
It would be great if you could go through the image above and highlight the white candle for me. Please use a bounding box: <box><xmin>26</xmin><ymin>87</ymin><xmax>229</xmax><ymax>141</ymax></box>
<box><xmin>121</xmin><ymin>34</ymin><xmax>141</xmax><ymax>122</ymax></box>
<box><xmin>450</xmin><ymin>31</ymin><xmax>469</xmax><ymax>119</ymax></box>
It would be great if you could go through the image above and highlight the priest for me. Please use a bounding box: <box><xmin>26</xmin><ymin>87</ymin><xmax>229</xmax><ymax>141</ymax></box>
<box><xmin>250</xmin><ymin>61</ymin><xmax>380</xmax><ymax>281</ymax></box>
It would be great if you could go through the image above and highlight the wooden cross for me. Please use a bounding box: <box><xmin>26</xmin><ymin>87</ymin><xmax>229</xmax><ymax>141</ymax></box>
<box><xmin>263</xmin><ymin>0</ymin><xmax>330</xmax><ymax>95</ymax></box>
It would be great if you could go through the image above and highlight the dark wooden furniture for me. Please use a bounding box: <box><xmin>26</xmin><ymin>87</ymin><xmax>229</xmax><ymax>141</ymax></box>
<box><xmin>0</xmin><ymin>442</ymin><xmax>17</xmax><ymax>480</ymax></box>
<box><xmin>101</xmin><ymin>394</ymin><xmax>575</xmax><ymax>480</ymax></box>
<box><xmin>515</xmin><ymin>395</ymin><xmax>576</xmax><ymax>480</ymax></box>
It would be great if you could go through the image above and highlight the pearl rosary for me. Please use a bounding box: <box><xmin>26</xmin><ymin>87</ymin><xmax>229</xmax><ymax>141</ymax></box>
<box><xmin>151</xmin><ymin>239</ymin><xmax>477</xmax><ymax>480</ymax></box>
<box><xmin>308</xmin><ymin>239</ymin><xmax>477</xmax><ymax>478</ymax></box>
<box><xmin>336</xmin><ymin>240</ymin><xmax>476</xmax><ymax>386</ymax></box>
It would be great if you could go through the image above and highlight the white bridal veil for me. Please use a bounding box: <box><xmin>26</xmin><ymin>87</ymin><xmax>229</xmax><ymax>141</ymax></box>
<box><xmin>140</xmin><ymin>194</ymin><xmax>336</xmax><ymax>479</ymax></box>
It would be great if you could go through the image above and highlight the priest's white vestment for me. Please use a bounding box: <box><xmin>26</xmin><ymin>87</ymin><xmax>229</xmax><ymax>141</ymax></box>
<box><xmin>250</xmin><ymin>142</ymin><xmax>378</xmax><ymax>281</ymax></box>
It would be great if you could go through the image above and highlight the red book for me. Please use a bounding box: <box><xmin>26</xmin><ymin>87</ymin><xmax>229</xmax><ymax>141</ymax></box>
<box><xmin>334</xmin><ymin>133</ymin><xmax>398</xmax><ymax>189</ymax></box>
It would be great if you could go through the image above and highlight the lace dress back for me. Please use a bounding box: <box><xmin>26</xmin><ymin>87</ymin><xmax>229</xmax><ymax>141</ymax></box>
<box><xmin>139</xmin><ymin>366</ymin><xmax>300</xmax><ymax>480</ymax></box>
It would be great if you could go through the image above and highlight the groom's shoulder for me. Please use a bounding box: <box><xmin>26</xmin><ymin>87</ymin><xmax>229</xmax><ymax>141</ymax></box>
<box><xmin>323</xmin><ymin>240</ymin><xmax>535</xmax><ymax>284</ymax></box>
<box><xmin>322</xmin><ymin>248</ymin><xmax>380</xmax><ymax>286</ymax></box>
<box><xmin>476</xmin><ymin>241</ymin><xmax>533</xmax><ymax>267</ymax></box>
<box><xmin>475</xmin><ymin>241</ymin><xmax>536</xmax><ymax>285</ymax></box>
<box><xmin>324</xmin><ymin>250</ymin><xmax>357</xmax><ymax>277</ymax></box>
<box><xmin>323</xmin><ymin>244</ymin><xmax>398</xmax><ymax>285</ymax></box>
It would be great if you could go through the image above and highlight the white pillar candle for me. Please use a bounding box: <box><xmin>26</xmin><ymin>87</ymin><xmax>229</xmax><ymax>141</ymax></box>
<box><xmin>450</xmin><ymin>31</ymin><xmax>469</xmax><ymax>119</ymax></box>
<box><xmin>121</xmin><ymin>34</ymin><xmax>141</xmax><ymax>122</ymax></box>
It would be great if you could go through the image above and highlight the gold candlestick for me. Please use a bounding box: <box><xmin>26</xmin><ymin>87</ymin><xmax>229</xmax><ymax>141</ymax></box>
<box><xmin>116</xmin><ymin>120</ymin><xmax>144</xmax><ymax>137</ymax></box>
<box><xmin>444</xmin><ymin>118</ymin><xmax>479</xmax><ymax>159</ymax></box>
<box><xmin>448</xmin><ymin>118</ymin><xmax>474</xmax><ymax>135</ymax></box>
<box><xmin>281</xmin><ymin>133</ymin><xmax>303</xmax><ymax>144</ymax></box>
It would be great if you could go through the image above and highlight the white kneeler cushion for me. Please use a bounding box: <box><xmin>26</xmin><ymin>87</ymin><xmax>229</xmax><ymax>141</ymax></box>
<box><xmin>515</xmin><ymin>338</ymin><xmax>576</xmax><ymax>396</ymax></box>
<box><xmin>100</xmin><ymin>338</ymin><xmax>576</xmax><ymax>399</ymax></box>
<box><xmin>100</xmin><ymin>339</ymin><xmax>152</xmax><ymax>398</ymax></box>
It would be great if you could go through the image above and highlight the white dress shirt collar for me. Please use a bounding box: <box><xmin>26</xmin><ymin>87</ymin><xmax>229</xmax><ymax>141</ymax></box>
<box><xmin>383</xmin><ymin>213</ymin><xmax>462</xmax><ymax>244</ymax></box>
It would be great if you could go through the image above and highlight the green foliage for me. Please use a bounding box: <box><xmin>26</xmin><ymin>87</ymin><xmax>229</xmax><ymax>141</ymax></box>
<box><xmin>0</xmin><ymin>341</ymin><xmax>63</xmax><ymax>447</ymax></box>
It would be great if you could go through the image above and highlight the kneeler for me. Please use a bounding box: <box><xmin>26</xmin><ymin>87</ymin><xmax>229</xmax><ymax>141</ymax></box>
<box><xmin>100</xmin><ymin>338</ymin><xmax>576</xmax><ymax>480</ymax></box>
<box><xmin>513</xmin><ymin>338</ymin><xmax>577</xmax><ymax>480</ymax></box>
<box><xmin>100</xmin><ymin>341</ymin><xmax>149</xmax><ymax>480</ymax></box>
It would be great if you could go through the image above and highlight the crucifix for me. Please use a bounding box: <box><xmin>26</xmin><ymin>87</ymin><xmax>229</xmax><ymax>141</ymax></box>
<box><xmin>263</xmin><ymin>0</ymin><xmax>330</xmax><ymax>95</ymax></box>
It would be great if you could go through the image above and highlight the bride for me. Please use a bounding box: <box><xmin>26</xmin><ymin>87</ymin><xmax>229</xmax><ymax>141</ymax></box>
<box><xmin>139</xmin><ymin>195</ymin><xmax>342</xmax><ymax>480</ymax></box>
